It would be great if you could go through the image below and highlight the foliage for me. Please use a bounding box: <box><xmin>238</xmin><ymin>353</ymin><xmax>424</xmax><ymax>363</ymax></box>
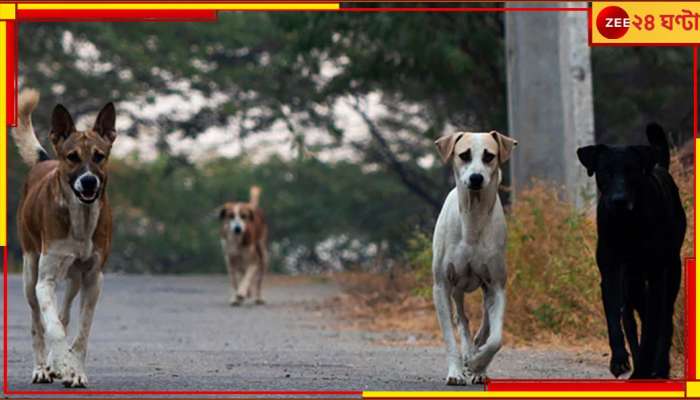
<box><xmin>405</xmin><ymin>231</ymin><xmax>433</xmax><ymax>299</ymax></box>
<box><xmin>505</xmin><ymin>181</ymin><xmax>601</xmax><ymax>338</ymax></box>
<box><xmin>592</xmin><ymin>47</ymin><xmax>693</xmax><ymax>146</ymax></box>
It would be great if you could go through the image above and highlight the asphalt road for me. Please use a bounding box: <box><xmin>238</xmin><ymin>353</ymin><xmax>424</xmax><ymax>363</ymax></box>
<box><xmin>3</xmin><ymin>274</ymin><xmax>609</xmax><ymax>393</ymax></box>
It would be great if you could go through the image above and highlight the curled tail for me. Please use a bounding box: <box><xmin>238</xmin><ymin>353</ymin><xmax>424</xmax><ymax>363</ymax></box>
<box><xmin>13</xmin><ymin>89</ymin><xmax>49</xmax><ymax>166</ymax></box>
<box><xmin>249</xmin><ymin>185</ymin><xmax>261</xmax><ymax>208</ymax></box>
<box><xmin>646</xmin><ymin>122</ymin><xmax>670</xmax><ymax>169</ymax></box>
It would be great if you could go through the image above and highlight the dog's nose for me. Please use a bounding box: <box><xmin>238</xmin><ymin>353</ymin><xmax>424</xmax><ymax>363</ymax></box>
<box><xmin>468</xmin><ymin>174</ymin><xmax>484</xmax><ymax>189</ymax></box>
<box><xmin>80</xmin><ymin>175</ymin><xmax>98</xmax><ymax>193</ymax></box>
<box><xmin>610</xmin><ymin>194</ymin><xmax>628</xmax><ymax>209</ymax></box>
<box><xmin>233</xmin><ymin>226</ymin><xmax>242</xmax><ymax>234</ymax></box>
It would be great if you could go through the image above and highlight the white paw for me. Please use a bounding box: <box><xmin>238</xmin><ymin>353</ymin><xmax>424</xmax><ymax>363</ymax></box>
<box><xmin>466</xmin><ymin>369</ymin><xmax>487</xmax><ymax>385</ymax></box>
<box><xmin>62</xmin><ymin>369</ymin><xmax>88</xmax><ymax>388</ymax></box>
<box><xmin>48</xmin><ymin>348</ymin><xmax>87</xmax><ymax>387</ymax></box>
<box><xmin>445</xmin><ymin>368</ymin><xmax>467</xmax><ymax>386</ymax></box>
<box><xmin>230</xmin><ymin>295</ymin><xmax>244</xmax><ymax>306</ymax></box>
<box><xmin>31</xmin><ymin>365</ymin><xmax>53</xmax><ymax>384</ymax></box>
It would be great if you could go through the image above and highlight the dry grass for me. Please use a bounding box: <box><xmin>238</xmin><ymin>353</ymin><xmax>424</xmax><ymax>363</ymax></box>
<box><xmin>332</xmin><ymin>147</ymin><xmax>694</xmax><ymax>378</ymax></box>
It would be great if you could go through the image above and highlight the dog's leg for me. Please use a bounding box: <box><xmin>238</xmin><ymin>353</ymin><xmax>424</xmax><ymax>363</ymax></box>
<box><xmin>64</xmin><ymin>267</ymin><xmax>103</xmax><ymax>388</ymax></box>
<box><xmin>467</xmin><ymin>285</ymin><xmax>504</xmax><ymax>383</ymax></box>
<box><xmin>452</xmin><ymin>290</ymin><xmax>476</xmax><ymax>369</ymax></box>
<box><xmin>36</xmin><ymin>252</ymin><xmax>82</xmax><ymax>385</ymax></box>
<box><xmin>433</xmin><ymin>281</ymin><xmax>465</xmax><ymax>385</ymax></box>
<box><xmin>253</xmin><ymin>244</ymin><xmax>267</xmax><ymax>305</ymax></box>
<box><xmin>634</xmin><ymin>273</ymin><xmax>666</xmax><ymax>379</ymax></box>
<box><xmin>647</xmin><ymin>258</ymin><xmax>680</xmax><ymax>379</ymax></box>
<box><xmin>622</xmin><ymin>274</ymin><xmax>642</xmax><ymax>376</ymax></box>
<box><xmin>653</xmin><ymin>257</ymin><xmax>681</xmax><ymax>378</ymax></box>
<box><xmin>225</xmin><ymin>255</ymin><xmax>240</xmax><ymax>305</ymax></box>
<box><xmin>600</xmin><ymin>264</ymin><xmax>631</xmax><ymax>378</ymax></box>
<box><xmin>60</xmin><ymin>270</ymin><xmax>81</xmax><ymax>329</ymax></box>
<box><xmin>236</xmin><ymin>262</ymin><xmax>257</xmax><ymax>304</ymax></box>
<box><xmin>621</xmin><ymin>305</ymin><xmax>639</xmax><ymax>375</ymax></box>
<box><xmin>474</xmin><ymin>294</ymin><xmax>490</xmax><ymax>347</ymax></box>
<box><xmin>23</xmin><ymin>253</ymin><xmax>52</xmax><ymax>384</ymax></box>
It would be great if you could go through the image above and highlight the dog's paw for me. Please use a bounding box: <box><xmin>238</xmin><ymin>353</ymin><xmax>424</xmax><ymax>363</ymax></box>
<box><xmin>48</xmin><ymin>350</ymin><xmax>68</xmax><ymax>379</ymax></box>
<box><xmin>48</xmin><ymin>347</ymin><xmax>83</xmax><ymax>384</ymax></box>
<box><xmin>31</xmin><ymin>365</ymin><xmax>53</xmax><ymax>384</ymax></box>
<box><xmin>466</xmin><ymin>370</ymin><xmax>487</xmax><ymax>385</ymax></box>
<box><xmin>445</xmin><ymin>368</ymin><xmax>467</xmax><ymax>386</ymax></box>
<box><xmin>62</xmin><ymin>369</ymin><xmax>88</xmax><ymax>388</ymax></box>
<box><xmin>230</xmin><ymin>294</ymin><xmax>244</xmax><ymax>306</ymax></box>
<box><xmin>609</xmin><ymin>355</ymin><xmax>631</xmax><ymax>378</ymax></box>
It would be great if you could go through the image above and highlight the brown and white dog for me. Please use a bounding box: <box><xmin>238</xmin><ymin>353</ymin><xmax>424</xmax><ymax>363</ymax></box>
<box><xmin>219</xmin><ymin>186</ymin><xmax>268</xmax><ymax>306</ymax></box>
<box><xmin>13</xmin><ymin>89</ymin><xmax>117</xmax><ymax>388</ymax></box>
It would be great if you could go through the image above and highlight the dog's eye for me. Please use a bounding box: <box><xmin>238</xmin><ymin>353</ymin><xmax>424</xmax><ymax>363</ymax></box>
<box><xmin>240</xmin><ymin>214</ymin><xmax>247</xmax><ymax>220</ymax></box>
<box><xmin>66</xmin><ymin>152</ymin><xmax>81</xmax><ymax>163</ymax></box>
<box><xmin>483</xmin><ymin>151</ymin><xmax>495</xmax><ymax>163</ymax></box>
<box><xmin>93</xmin><ymin>152</ymin><xmax>105</xmax><ymax>163</ymax></box>
<box><xmin>458</xmin><ymin>150</ymin><xmax>471</xmax><ymax>163</ymax></box>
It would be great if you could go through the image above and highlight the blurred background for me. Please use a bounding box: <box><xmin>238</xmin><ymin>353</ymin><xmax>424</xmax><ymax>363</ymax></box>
<box><xmin>9</xmin><ymin>7</ymin><xmax>695</xmax><ymax>365</ymax></box>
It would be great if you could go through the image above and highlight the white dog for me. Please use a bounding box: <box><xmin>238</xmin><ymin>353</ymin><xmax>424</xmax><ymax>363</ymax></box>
<box><xmin>432</xmin><ymin>131</ymin><xmax>517</xmax><ymax>385</ymax></box>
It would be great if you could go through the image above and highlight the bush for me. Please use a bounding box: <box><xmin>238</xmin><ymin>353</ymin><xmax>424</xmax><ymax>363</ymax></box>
<box><xmin>505</xmin><ymin>181</ymin><xmax>602</xmax><ymax>341</ymax></box>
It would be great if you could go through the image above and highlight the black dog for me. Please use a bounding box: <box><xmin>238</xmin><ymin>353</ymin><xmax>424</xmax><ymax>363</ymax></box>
<box><xmin>577</xmin><ymin>123</ymin><xmax>686</xmax><ymax>379</ymax></box>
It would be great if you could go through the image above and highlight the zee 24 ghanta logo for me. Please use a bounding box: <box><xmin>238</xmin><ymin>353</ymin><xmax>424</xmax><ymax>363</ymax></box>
<box><xmin>596</xmin><ymin>5</ymin><xmax>700</xmax><ymax>40</ymax></box>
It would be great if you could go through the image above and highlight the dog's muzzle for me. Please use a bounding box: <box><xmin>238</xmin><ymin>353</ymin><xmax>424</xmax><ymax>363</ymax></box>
<box><xmin>229</xmin><ymin>222</ymin><xmax>243</xmax><ymax>235</ymax></box>
<box><xmin>609</xmin><ymin>194</ymin><xmax>634</xmax><ymax>212</ymax></box>
<box><xmin>468</xmin><ymin>174</ymin><xmax>484</xmax><ymax>190</ymax></box>
<box><xmin>73</xmin><ymin>173</ymin><xmax>100</xmax><ymax>204</ymax></box>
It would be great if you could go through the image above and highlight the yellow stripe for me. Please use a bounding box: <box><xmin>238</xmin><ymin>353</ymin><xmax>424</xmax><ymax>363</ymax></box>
<box><xmin>362</xmin><ymin>391</ymin><xmax>685</xmax><ymax>398</ymax></box>
<box><xmin>17</xmin><ymin>3</ymin><xmax>339</xmax><ymax>10</ymax></box>
<box><xmin>0</xmin><ymin>22</ymin><xmax>6</xmax><ymax>247</ymax></box>
<box><xmin>688</xmin><ymin>381</ymin><xmax>700</xmax><ymax>397</ymax></box>
<box><xmin>0</xmin><ymin>4</ymin><xmax>15</xmax><ymax>20</ymax></box>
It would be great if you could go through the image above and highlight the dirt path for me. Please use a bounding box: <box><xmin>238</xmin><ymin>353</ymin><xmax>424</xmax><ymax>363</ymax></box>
<box><xmin>3</xmin><ymin>274</ymin><xmax>609</xmax><ymax>393</ymax></box>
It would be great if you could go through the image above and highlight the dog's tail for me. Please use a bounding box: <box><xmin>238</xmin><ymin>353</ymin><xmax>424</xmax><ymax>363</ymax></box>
<box><xmin>646</xmin><ymin>122</ymin><xmax>670</xmax><ymax>170</ymax></box>
<box><xmin>13</xmin><ymin>89</ymin><xmax>49</xmax><ymax>166</ymax></box>
<box><xmin>249</xmin><ymin>185</ymin><xmax>261</xmax><ymax>208</ymax></box>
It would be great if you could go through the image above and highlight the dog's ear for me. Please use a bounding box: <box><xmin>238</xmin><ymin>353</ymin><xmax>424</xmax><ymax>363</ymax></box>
<box><xmin>576</xmin><ymin>145</ymin><xmax>601</xmax><ymax>177</ymax></box>
<box><xmin>490</xmin><ymin>131</ymin><xmax>517</xmax><ymax>164</ymax></box>
<box><xmin>219</xmin><ymin>207</ymin><xmax>227</xmax><ymax>220</ymax></box>
<box><xmin>434</xmin><ymin>132</ymin><xmax>464</xmax><ymax>163</ymax></box>
<box><xmin>630</xmin><ymin>145</ymin><xmax>657</xmax><ymax>175</ymax></box>
<box><xmin>49</xmin><ymin>104</ymin><xmax>76</xmax><ymax>146</ymax></box>
<box><xmin>93</xmin><ymin>102</ymin><xmax>117</xmax><ymax>143</ymax></box>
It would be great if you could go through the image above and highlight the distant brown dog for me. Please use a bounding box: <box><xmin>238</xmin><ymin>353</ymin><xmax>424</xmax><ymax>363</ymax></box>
<box><xmin>13</xmin><ymin>89</ymin><xmax>117</xmax><ymax>388</ymax></box>
<box><xmin>219</xmin><ymin>186</ymin><xmax>268</xmax><ymax>306</ymax></box>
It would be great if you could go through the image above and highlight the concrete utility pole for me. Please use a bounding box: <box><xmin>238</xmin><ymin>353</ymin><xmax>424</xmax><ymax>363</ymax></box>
<box><xmin>505</xmin><ymin>2</ymin><xmax>596</xmax><ymax>209</ymax></box>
